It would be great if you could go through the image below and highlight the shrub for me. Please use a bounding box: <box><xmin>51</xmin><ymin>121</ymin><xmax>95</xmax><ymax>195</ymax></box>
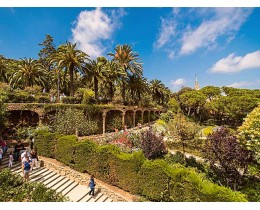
<box><xmin>61</xmin><ymin>96</ymin><xmax>81</xmax><ymax>104</ymax></box>
<box><xmin>52</xmin><ymin>108</ymin><xmax>99</xmax><ymax>136</ymax></box>
<box><xmin>140</xmin><ymin>128</ymin><xmax>167</xmax><ymax>159</ymax></box>
<box><xmin>55</xmin><ymin>135</ymin><xmax>77</xmax><ymax>166</ymax></box>
<box><xmin>34</xmin><ymin>130</ymin><xmax>60</xmax><ymax>158</ymax></box>
<box><xmin>36</xmin><ymin>95</ymin><xmax>50</xmax><ymax>103</ymax></box>
<box><xmin>205</xmin><ymin>127</ymin><xmax>252</xmax><ymax>190</ymax></box>
<box><xmin>34</xmin><ymin>131</ymin><xmax>248</xmax><ymax>202</ymax></box>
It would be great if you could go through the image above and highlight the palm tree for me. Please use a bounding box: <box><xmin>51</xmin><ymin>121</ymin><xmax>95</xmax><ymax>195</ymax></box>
<box><xmin>108</xmin><ymin>44</ymin><xmax>143</xmax><ymax>102</ymax></box>
<box><xmin>150</xmin><ymin>79</ymin><xmax>164</xmax><ymax>104</ymax></box>
<box><xmin>10</xmin><ymin>58</ymin><xmax>47</xmax><ymax>88</ymax></box>
<box><xmin>105</xmin><ymin>60</ymin><xmax>126</xmax><ymax>101</ymax></box>
<box><xmin>127</xmin><ymin>75</ymin><xmax>149</xmax><ymax>104</ymax></box>
<box><xmin>84</xmin><ymin>57</ymin><xmax>108</xmax><ymax>100</ymax></box>
<box><xmin>49</xmin><ymin>42</ymin><xmax>89</xmax><ymax>96</ymax></box>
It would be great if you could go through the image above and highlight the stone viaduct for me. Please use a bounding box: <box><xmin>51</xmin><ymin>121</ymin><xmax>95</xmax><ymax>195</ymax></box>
<box><xmin>5</xmin><ymin>103</ymin><xmax>165</xmax><ymax>134</ymax></box>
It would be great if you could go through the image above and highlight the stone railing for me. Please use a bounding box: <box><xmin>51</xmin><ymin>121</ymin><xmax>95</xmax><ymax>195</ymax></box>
<box><xmin>40</xmin><ymin>157</ymin><xmax>128</xmax><ymax>202</ymax></box>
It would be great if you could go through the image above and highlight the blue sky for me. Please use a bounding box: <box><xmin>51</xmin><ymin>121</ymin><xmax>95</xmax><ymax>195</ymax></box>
<box><xmin>0</xmin><ymin>7</ymin><xmax>260</xmax><ymax>91</ymax></box>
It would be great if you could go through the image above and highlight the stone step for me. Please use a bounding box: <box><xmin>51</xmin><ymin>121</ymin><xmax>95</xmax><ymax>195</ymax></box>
<box><xmin>96</xmin><ymin>194</ymin><xmax>108</xmax><ymax>202</ymax></box>
<box><xmin>30</xmin><ymin>168</ymin><xmax>50</xmax><ymax>182</ymax></box>
<box><xmin>1</xmin><ymin>162</ymin><xmax>20</xmax><ymax>169</ymax></box>
<box><xmin>61</xmin><ymin>182</ymin><xmax>79</xmax><ymax>196</ymax></box>
<box><xmin>56</xmin><ymin>179</ymin><xmax>75</xmax><ymax>193</ymax></box>
<box><xmin>51</xmin><ymin>177</ymin><xmax>71</xmax><ymax>191</ymax></box>
<box><xmin>38</xmin><ymin>171</ymin><xmax>57</xmax><ymax>183</ymax></box>
<box><xmin>88</xmin><ymin>193</ymin><xmax>103</xmax><ymax>202</ymax></box>
<box><xmin>9</xmin><ymin>163</ymin><xmax>22</xmax><ymax>172</ymax></box>
<box><xmin>104</xmin><ymin>198</ymin><xmax>113</xmax><ymax>202</ymax></box>
<box><xmin>46</xmin><ymin>176</ymin><xmax>67</xmax><ymax>189</ymax></box>
<box><xmin>79</xmin><ymin>193</ymin><xmax>92</xmax><ymax>202</ymax></box>
<box><xmin>65</xmin><ymin>185</ymin><xmax>89</xmax><ymax>202</ymax></box>
<box><xmin>1</xmin><ymin>155</ymin><xmax>114</xmax><ymax>202</ymax></box>
<box><xmin>41</xmin><ymin>173</ymin><xmax>61</xmax><ymax>186</ymax></box>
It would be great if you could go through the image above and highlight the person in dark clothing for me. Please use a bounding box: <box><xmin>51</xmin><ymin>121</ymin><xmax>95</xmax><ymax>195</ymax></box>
<box><xmin>88</xmin><ymin>174</ymin><xmax>96</xmax><ymax>197</ymax></box>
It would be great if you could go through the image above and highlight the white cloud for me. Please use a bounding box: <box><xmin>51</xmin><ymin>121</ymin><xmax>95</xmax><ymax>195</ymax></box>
<box><xmin>228</xmin><ymin>80</ymin><xmax>260</xmax><ymax>88</ymax></box>
<box><xmin>154</xmin><ymin>8</ymin><xmax>252</xmax><ymax>58</ymax></box>
<box><xmin>180</xmin><ymin>8</ymin><xmax>252</xmax><ymax>55</ymax></box>
<box><xmin>71</xmin><ymin>8</ymin><xmax>125</xmax><ymax>58</ymax></box>
<box><xmin>168</xmin><ymin>50</ymin><xmax>175</xmax><ymax>59</ymax></box>
<box><xmin>210</xmin><ymin>50</ymin><xmax>260</xmax><ymax>73</ymax></box>
<box><xmin>171</xmin><ymin>78</ymin><xmax>185</xmax><ymax>86</ymax></box>
<box><xmin>154</xmin><ymin>17</ymin><xmax>176</xmax><ymax>49</ymax></box>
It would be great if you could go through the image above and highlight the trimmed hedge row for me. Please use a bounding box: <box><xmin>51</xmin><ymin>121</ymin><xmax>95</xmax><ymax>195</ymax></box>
<box><xmin>34</xmin><ymin>131</ymin><xmax>247</xmax><ymax>202</ymax></box>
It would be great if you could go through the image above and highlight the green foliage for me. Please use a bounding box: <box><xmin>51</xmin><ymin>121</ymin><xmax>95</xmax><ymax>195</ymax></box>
<box><xmin>52</xmin><ymin>108</ymin><xmax>99</xmax><ymax>136</ymax></box>
<box><xmin>35</xmin><ymin>95</ymin><xmax>50</xmax><ymax>103</ymax></box>
<box><xmin>0</xmin><ymin>89</ymin><xmax>7</xmax><ymax>130</ymax></box>
<box><xmin>238</xmin><ymin>104</ymin><xmax>260</xmax><ymax>163</ymax></box>
<box><xmin>31</xmin><ymin>183</ymin><xmax>66</xmax><ymax>202</ymax></box>
<box><xmin>166</xmin><ymin>113</ymin><xmax>200</xmax><ymax>155</ymax></box>
<box><xmin>55</xmin><ymin>135</ymin><xmax>78</xmax><ymax>165</ymax></box>
<box><xmin>0</xmin><ymin>169</ymin><xmax>66</xmax><ymax>202</ymax></box>
<box><xmin>61</xmin><ymin>96</ymin><xmax>81</xmax><ymax>104</ymax></box>
<box><xmin>34</xmin><ymin>131</ymin><xmax>248</xmax><ymax>201</ymax></box>
<box><xmin>240</xmin><ymin>176</ymin><xmax>260</xmax><ymax>202</ymax></box>
<box><xmin>34</xmin><ymin>129</ymin><xmax>60</xmax><ymax>158</ymax></box>
<box><xmin>167</xmin><ymin>97</ymin><xmax>181</xmax><ymax>113</ymax></box>
<box><xmin>78</xmin><ymin>88</ymin><xmax>95</xmax><ymax>104</ymax></box>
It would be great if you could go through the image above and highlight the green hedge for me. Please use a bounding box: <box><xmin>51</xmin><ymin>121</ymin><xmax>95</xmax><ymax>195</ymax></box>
<box><xmin>34</xmin><ymin>131</ymin><xmax>248</xmax><ymax>202</ymax></box>
<box><xmin>61</xmin><ymin>96</ymin><xmax>81</xmax><ymax>104</ymax></box>
<box><xmin>34</xmin><ymin>130</ymin><xmax>61</xmax><ymax>158</ymax></box>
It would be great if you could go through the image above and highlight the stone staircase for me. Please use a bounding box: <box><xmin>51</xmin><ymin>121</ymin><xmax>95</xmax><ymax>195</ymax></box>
<box><xmin>0</xmin><ymin>155</ymin><xmax>113</xmax><ymax>202</ymax></box>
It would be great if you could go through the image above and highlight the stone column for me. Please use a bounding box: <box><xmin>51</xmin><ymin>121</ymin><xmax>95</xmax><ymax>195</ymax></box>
<box><xmin>133</xmin><ymin>111</ymin><xmax>136</xmax><ymax>127</ymax></box>
<box><xmin>141</xmin><ymin>111</ymin><xmax>144</xmax><ymax>123</ymax></box>
<box><xmin>122</xmin><ymin>111</ymin><xmax>125</xmax><ymax>128</ymax></box>
<box><xmin>38</xmin><ymin>115</ymin><xmax>43</xmax><ymax>126</ymax></box>
<box><xmin>102</xmin><ymin>112</ymin><xmax>107</xmax><ymax>135</ymax></box>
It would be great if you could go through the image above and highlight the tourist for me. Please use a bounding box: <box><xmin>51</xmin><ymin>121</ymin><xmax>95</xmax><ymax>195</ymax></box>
<box><xmin>29</xmin><ymin>137</ymin><xmax>34</xmax><ymax>150</ymax></box>
<box><xmin>88</xmin><ymin>174</ymin><xmax>96</xmax><ymax>197</ymax></box>
<box><xmin>23</xmin><ymin>156</ymin><xmax>31</xmax><ymax>182</ymax></box>
<box><xmin>8</xmin><ymin>151</ymin><xmax>13</xmax><ymax>168</ymax></box>
<box><xmin>30</xmin><ymin>149</ymin><xmax>38</xmax><ymax>170</ymax></box>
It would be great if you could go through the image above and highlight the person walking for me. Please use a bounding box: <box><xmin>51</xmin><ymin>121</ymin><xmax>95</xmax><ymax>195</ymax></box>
<box><xmin>30</xmin><ymin>150</ymin><xmax>38</xmax><ymax>170</ymax></box>
<box><xmin>88</xmin><ymin>175</ymin><xmax>96</xmax><ymax>197</ymax></box>
<box><xmin>8</xmin><ymin>151</ymin><xmax>13</xmax><ymax>168</ymax></box>
<box><xmin>22</xmin><ymin>156</ymin><xmax>31</xmax><ymax>182</ymax></box>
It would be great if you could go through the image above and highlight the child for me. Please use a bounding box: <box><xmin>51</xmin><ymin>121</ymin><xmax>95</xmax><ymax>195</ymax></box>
<box><xmin>88</xmin><ymin>174</ymin><xmax>96</xmax><ymax>197</ymax></box>
<box><xmin>8</xmin><ymin>151</ymin><xmax>13</xmax><ymax>168</ymax></box>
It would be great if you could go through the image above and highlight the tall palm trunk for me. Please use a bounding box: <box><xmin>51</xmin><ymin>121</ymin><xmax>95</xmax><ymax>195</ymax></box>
<box><xmin>109</xmin><ymin>82</ymin><xmax>114</xmax><ymax>101</ymax></box>
<box><xmin>122</xmin><ymin>82</ymin><xmax>126</xmax><ymax>102</ymax></box>
<box><xmin>94</xmin><ymin>77</ymin><xmax>98</xmax><ymax>100</ymax></box>
<box><xmin>69</xmin><ymin>64</ymin><xmax>74</xmax><ymax>96</ymax></box>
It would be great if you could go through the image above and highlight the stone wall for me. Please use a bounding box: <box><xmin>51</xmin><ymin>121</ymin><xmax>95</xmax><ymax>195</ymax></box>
<box><xmin>40</xmin><ymin>158</ymin><xmax>128</xmax><ymax>202</ymax></box>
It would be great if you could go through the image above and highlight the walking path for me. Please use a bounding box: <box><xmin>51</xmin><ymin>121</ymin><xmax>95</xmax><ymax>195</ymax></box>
<box><xmin>0</xmin><ymin>155</ymin><xmax>114</xmax><ymax>202</ymax></box>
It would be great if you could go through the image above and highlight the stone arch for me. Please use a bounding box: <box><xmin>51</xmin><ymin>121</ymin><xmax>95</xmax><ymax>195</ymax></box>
<box><xmin>125</xmin><ymin>110</ymin><xmax>135</xmax><ymax>128</ymax></box>
<box><xmin>7</xmin><ymin>110</ymin><xmax>40</xmax><ymax>128</ymax></box>
<box><xmin>143</xmin><ymin>110</ymin><xmax>149</xmax><ymax>123</ymax></box>
<box><xmin>135</xmin><ymin>110</ymin><xmax>143</xmax><ymax>124</ymax></box>
<box><xmin>105</xmin><ymin>109</ymin><xmax>124</xmax><ymax>132</ymax></box>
